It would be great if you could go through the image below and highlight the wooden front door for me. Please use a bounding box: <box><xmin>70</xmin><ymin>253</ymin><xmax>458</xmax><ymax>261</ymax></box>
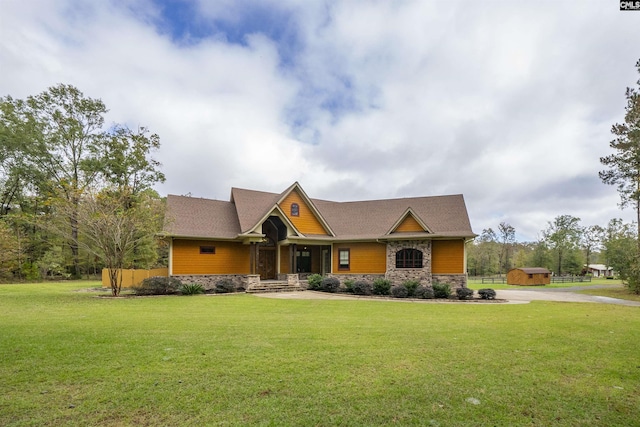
<box><xmin>258</xmin><ymin>248</ymin><xmax>276</xmax><ymax>280</ymax></box>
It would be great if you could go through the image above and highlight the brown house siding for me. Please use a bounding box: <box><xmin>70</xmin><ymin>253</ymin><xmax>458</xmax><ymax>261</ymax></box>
<box><xmin>431</xmin><ymin>240</ymin><xmax>464</xmax><ymax>274</ymax></box>
<box><xmin>172</xmin><ymin>239</ymin><xmax>250</xmax><ymax>275</ymax></box>
<box><xmin>279</xmin><ymin>190</ymin><xmax>328</xmax><ymax>235</ymax></box>
<box><xmin>332</xmin><ymin>242</ymin><xmax>387</xmax><ymax>274</ymax></box>
<box><xmin>279</xmin><ymin>246</ymin><xmax>290</xmax><ymax>274</ymax></box>
<box><xmin>394</xmin><ymin>215</ymin><xmax>424</xmax><ymax>232</ymax></box>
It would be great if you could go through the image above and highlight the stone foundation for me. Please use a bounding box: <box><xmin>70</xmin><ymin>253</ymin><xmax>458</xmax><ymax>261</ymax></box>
<box><xmin>432</xmin><ymin>274</ymin><xmax>467</xmax><ymax>289</ymax></box>
<box><xmin>328</xmin><ymin>274</ymin><xmax>386</xmax><ymax>284</ymax></box>
<box><xmin>172</xmin><ymin>274</ymin><xmax>247</xmax><ymax>291</ymax></box>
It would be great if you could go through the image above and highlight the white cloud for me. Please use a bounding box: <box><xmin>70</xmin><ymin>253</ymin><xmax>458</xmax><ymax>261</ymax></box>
<box><xmin>1</xmin><ymin>0</ymin><xmax>638</xmax><ymax>241</ymax></box>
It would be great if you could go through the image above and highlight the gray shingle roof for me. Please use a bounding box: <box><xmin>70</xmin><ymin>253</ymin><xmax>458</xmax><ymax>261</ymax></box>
<box><xmin>163</xmin><ymin>185</ymin><xmax>476</xmax><ymax>241</ymax></box>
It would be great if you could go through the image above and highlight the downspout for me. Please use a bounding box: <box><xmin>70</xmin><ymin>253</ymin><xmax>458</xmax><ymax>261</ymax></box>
<box><xmin>168</xmin><ymin>238</ymin><xmax>173</xmax><ymax>276</ymax></box>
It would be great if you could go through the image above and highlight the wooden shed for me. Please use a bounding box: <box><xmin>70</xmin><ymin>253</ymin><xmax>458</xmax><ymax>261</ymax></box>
<box><xmin>507</xmin><ymin>267</ymin><xmax>551</xmax><ymax>286</ymax></box>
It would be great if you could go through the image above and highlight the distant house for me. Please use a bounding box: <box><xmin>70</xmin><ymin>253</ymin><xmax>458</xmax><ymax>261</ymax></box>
<box><xmin>507</xmin><ymin>267</ymin><xmax>551</xmax><ymax>286</ymax></box>
<box><xmin>162</xmin><ymin>182</ymin><xmax>476</xmax><ymax>292</ymax></box>
<box><xmin>585</xmin><ymin>264</ymin><xmax>614</xmax><ymax>278</ymax></box>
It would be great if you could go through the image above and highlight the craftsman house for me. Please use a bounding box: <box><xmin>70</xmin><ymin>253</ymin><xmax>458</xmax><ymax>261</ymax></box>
<box><xmin>162</xmin><ymin>182</ymin><xmax>476</xmax><ymax>291</ymax></box>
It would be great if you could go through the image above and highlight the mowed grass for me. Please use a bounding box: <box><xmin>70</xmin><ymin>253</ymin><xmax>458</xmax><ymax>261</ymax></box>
<box><xmin>1</xmin><ymin>282</ymin><xmax>639</xmax><ymax>426</ymax></box>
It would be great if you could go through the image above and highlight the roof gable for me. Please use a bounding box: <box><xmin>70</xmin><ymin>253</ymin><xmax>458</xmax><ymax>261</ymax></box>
<box><xmin>387</xmin><ymin>208</ymin><xmax>432</xmax><ymax>234</ymax></box>
<box><xmin>230</xmin><ymin>187</ymin><xmax>280</xmax><ymax>233</ymax></box>
<box><xmin>277</xmin><ymin>184</ymin><xmax>333</xmax><ymax>236</ymax></box>
<box><xmin>314</xmin><ymin>194</ymin><xmax>475</xmax><ymax>240</ymax></box>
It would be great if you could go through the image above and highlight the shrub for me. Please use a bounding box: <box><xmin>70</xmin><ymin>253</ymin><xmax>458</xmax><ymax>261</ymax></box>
<box><xmin>134</xmin><ymin>276</ymin><xmax>182</xmax><ymax>295</ymax></box>
<box><xmin>307</xmin><ymin>274</ymin><xmax>323</xmax><ymax>291</ymax></box>
<box><xmin>403</xmin><ymin>280</ymin><xmax>420</xmax><ymax>297</ymax></box>
<box><xmin>180</xmin><ymin>283</ymin><xmax>205</xmax><ymax>295</ymax></box>
<box><xmin>215</xmin><ymin>279</ymin><xmax>236</xmax><ymax>294</ymax></box>
<box><xmin>390</xmin><ymin>284</ymin><xmax>409</xmax><ymax>298</ymax></box>
<box><xmin>372</xmin><ymin>278</ymin><xmax>391</xmax><ymax>295</ymax></box>
<box><xmin>478</xmin><ymin>288</ymin><xmax>497</xmax><ymax>300</ymax></box>
<box><xmin>343</xmin><ymin>279</ymin><xmax>355</xmax><ymax>293</ymax></box>
<box><xmin>432</xmin><ymin>282</ymin><xmax>451</xmax><ymax>299</ymax></box>
<box><xmin>414</xmin><ymin>285</ymin><xmax>434</xmax><ymax>299</ymax></box>
<box><xmin>321</xmin><ymin>277</ymin><xmax>341</xmax><ymax>293</ymax></box>
<box><xmin>456</xmin><ymin>287</ymin><xmax>474</xmax><ymax>300</ymax></box>
<box><xmin>351</xmin><ymin>280</ymin><xmax>372</xmax><ymax>295</ymax></box>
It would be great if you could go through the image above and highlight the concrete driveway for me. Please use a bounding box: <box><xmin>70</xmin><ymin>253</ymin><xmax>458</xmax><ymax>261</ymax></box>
<box><xmin>255</xmin><ymin>287</ymin><xmax>640</xmax><ymax>307</ymax></box>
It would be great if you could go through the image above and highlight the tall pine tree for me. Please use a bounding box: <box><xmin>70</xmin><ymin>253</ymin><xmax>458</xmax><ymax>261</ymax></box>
<box><xmin>600</xmin><ymin>59</ymin><xmax>640</xmax><ymax>292</ymax></box>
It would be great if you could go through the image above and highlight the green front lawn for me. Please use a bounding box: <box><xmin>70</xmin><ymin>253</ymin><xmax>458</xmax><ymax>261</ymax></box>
<box><xmin>1</xmin><ymin>282</ymin><xmax>639</xmax><ymax>426</ymax></box>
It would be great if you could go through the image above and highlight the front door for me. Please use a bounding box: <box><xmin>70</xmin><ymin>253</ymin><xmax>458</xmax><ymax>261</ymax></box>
<box><xmin>258</xmin><ymin>248</ymin><xmax>276</xmax><ymax>280</ymax></box>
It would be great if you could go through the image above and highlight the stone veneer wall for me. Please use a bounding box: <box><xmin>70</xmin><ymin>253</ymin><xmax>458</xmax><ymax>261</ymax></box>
<box><xmin>328</xmin><ymin>273</ymin><xmax>386</xmax><ymax>284</ymax></box>
<box><xmin>432</xmin><ymin>274</ymin><xmax>467</xmax><ymax>289</ymax></box>
<box><xmin>172</xmin><ymin>274</ymin><xmax>247</xmax><ymax>291</ymax></box>
<box><xmin>385</xmin><ymin>240</ymin><xmax>432</xmax><ymax>285</ymax></box>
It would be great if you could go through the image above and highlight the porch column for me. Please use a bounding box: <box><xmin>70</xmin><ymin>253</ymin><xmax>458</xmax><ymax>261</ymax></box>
<box><xmin>290</xmin><ymin>244</ymin><xmax>297</xmax><ymax>273</ymax></box>
<box><xmin>249</xmin><ymin>242</ymin><xmax>258</xmax><ymax>275</ymax></box>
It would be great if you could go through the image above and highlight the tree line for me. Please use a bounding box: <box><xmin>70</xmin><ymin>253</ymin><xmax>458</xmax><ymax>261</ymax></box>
<box><xmin>0</xmin><ymin>84</ymin><xmax>166</xmax><ymax>295</ymax></box>
<box><xmin>466</xmin><ymin>216</ymin><xmax>636</xmax><ymax>282</ymax></box>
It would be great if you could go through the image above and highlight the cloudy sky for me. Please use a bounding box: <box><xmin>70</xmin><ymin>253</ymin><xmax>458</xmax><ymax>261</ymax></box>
<box><xmin>1</xmin><ymin>0</ymin><xmax>639</xmax><ymax>241</ymax></box>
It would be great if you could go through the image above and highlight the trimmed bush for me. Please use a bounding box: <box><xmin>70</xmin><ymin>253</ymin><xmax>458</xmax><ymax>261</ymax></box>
<box><xmin>180</xmin><ymin>283</ymin><xmax>205</xmax><ymax>295</ymax></box>
<box><xmin>456</xmin><ymin>287</ymin><xmax>474</xmax><ymax>300</ymax></box>
<box><xmin>307</xmin><ymin>274</ymin><xmax>323</xmax><ymax>291</ymax></box>
<box><xmin>478</xmin><ymin>288</ymin><xmax>497</xmax><ymax>300</ymax></box>
<box><xmin>432</xmin><ymin>282</ymin><xmax>451</xmax><ymax>299</ymax></box>
<box><xmin>372</xmin><ymin>278</ymin><xmax>391</xmax><ymax>295</ymax></box>
<box><xmin>403</xmin><ymin>280</ymin><xmax>420</xmax><ymax>297</ymax></box>
<box><xmin>321</xmin><ymin>277</ymin><xmax>340</xmax><ymax>293</ymax></box>
<box><xmin>134</xmin><ymin>276</ymin><xmax>182</xmax><ymax>296</ymax></box>
<box><xmin>343</xmin><ymin>279</ymin><xmax>355</xmax><ymax>293</ymax></box>
<box><xmin>414</xmin><ymin>285</ymin><xmax>434</xmax><ymax>299</ymax></box>
<box><xmin>215</xmin><ymin>279</ymin><xmax>236</xmax><ymax>294</ymax></box>
<box><xmin>351</xmin><ymin>280</ymin><xmax>373</xmax><ymax>295</ymax></box>
<box><xmin>390</xmin><ymin>284</ymin><xmax>409</xmax><ymax>298</ymax></box>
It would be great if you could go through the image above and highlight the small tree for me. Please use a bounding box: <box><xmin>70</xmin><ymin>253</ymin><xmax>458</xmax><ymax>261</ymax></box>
<box><xmin>581</xmin><ymin>225</ymin><xmax>604</xmax><ymax>271</ymax></box>
<box><xmin>543</xmin><ymin>215</ymin><xmax>583</xmax><ymax>276</ymax></box>
<box><xmin>50</xmin><ymin>189</ymin><xmax>163</xmax><ymax>296</ymax></box>
<box><xmin>603</xmin><ymin>218</ymin><xmax>639</xmax><ymax>292</ymax></box>
<box><xmin>497</xmin><ymin>222</ymin><xmax>516</xmax><ymax>274</ymax></box>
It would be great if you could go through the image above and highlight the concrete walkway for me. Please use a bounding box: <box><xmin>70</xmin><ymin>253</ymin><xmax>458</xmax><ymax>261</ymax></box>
<box><xmin>254</xmin><ymin>288</ymin><xmax>640</xmax><ymax>307</ymax></box>
<box><xmin>494</xmin><ymin>289</ymin><xmax>640</xmax><ymax>306</ymax></box>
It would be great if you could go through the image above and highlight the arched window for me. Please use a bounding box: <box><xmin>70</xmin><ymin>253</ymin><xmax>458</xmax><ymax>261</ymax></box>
<box><xmin>291</xmin><ymin>203</ymin><xmax>299</xmax><ymax>217</ymax></box>
<box><xmin>395</xmin><ymin>248</ymin><xmax>423</xmax><ymax>268</ymax></box>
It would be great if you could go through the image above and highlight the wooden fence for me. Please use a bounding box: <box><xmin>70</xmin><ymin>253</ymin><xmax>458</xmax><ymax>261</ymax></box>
<box><xmin>551</xmin><ymin>275</ymin><xmax>591</xmax><ymax>284</ymax></box>
<box><xmin>101</xmin><ymin>268</ymin><xmax>168</xmax><ymax>288</ymax></box>
<box><xmin>479</xmin><ymin>275</ymin><xmax>592</xmax><ymax>285</ymax></box>
<box><xmin>480</xmin><ymin>277</ymin><xmax>506</xmax><ymax>284</ymax></box>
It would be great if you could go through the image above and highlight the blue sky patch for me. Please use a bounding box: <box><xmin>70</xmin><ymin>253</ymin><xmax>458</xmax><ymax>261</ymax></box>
<box><xmin>150</xmin><ymin>0</ymin><xmax>302</xmax><ymax>68</ymax></box>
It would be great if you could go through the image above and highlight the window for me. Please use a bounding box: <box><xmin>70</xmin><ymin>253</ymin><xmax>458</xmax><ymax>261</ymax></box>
<box><xmin>395</xmin><ymin>248</ymin><xmax>423</xmax><ymax>268</ymax></box>
<box><xmin>291</xmin><ymin>203</ymin><xmax>299</xmax><ymax>217</ymax></box>
<box><xmin>528</xmin><ymin>274</ymin><xmax>533</xmax><ymax>279</ymax></box>
<box><xmin>200</xmin><ymin>246</ymin><xmax>215</xmax><ymax>254</ymax></box>
<box><xmin>338</xmin><ymin>249</ymin><xmax>350</xmax><ymax>270</ymax></box>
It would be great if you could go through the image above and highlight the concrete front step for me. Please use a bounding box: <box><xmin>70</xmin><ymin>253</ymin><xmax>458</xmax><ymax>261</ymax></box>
<box><xmin>246</xmin><ymin>281</ymin><xmax>303</xmax><ymax>294</ymax></box>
